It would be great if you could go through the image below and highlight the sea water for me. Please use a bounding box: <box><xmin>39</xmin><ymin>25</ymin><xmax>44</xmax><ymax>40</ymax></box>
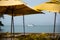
<box><xmin>1</xmin><ymin>25</ymin><xmax>60</xmax><ymax>33</ymax></box>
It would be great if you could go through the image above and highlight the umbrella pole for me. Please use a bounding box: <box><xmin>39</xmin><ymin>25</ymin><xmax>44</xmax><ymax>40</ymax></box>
<box><xmin>0</xmin><ymin>18</ymin><xmax>1</xmax><ymax>32</ymax></box>
<box><xmin>53</xmin><ymin>12</ymin><xmax>57</xmax><ymax>38</ymax></box>
<box><xmin>23</xmin><ymin>14</ymin><xmax>25</xmax><ymax>35</ymax></box>
<box><xmin>0</xmin><ymin>18</ymin><xmax>1</xmax><ymax>33</ymax></box>
<box><xmin>0</xmin><ymin>26</ymin><xmax>1</xmax><ymax>32</ymax></box>
<box><xmin>11</xmin><ymin>8</ymin><xmax>14</xmax><ymax>40</ymax></box>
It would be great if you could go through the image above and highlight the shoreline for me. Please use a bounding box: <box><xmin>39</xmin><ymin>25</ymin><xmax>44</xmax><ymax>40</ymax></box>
<box><xmin>0</xmin><ymin>32</ymin><xmax>60</xmax><ymax>40</ymax></box>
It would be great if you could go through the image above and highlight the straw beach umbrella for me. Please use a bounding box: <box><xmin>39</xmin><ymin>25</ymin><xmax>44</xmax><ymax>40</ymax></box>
<box><xmin>0</xmin><ymin>0</ymin><xmax>44</xmax><ymax>40</ymax></box>
<box><xmin>34</xmin><ymin>0</ymin><xmax>60</xmax><ymax>38</ymax></box>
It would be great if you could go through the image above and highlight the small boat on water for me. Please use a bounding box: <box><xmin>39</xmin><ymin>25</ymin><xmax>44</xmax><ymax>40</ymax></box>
<box><xmin>27</xmin><ymin>24</ymin><xmax>35</xmax><ymax>27</ymax></box>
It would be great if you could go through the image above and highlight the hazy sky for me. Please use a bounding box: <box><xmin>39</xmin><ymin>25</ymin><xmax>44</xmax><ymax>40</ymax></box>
<box><xmin>1</xmin><ymin>0</ymin><xmax>60</xmax><ymax>25</ymax></box>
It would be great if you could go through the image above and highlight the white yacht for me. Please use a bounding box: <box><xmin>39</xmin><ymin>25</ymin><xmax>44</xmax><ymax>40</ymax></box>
<box><xmin>27</xmin><ymin>24</ymin><xmax>36</xmax><ymax>27</ymax></box>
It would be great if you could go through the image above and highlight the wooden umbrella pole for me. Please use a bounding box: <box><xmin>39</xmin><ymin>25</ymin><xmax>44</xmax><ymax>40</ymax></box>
<box><xmin>53</xmin><ymin>12</ymin><xmax>57</xmax><ymax>38</ymax></box>
<box><xmin>11</xmin><ymin>7</ymin><xmax>15</xmax><ymax>40</ymax></box>
<box><xmin>0</xmin><ymin>26</ymin><xmax>1</xmax><ymax>33</ymax></box>
<box><xmin>11</xmin><ymin>13</ymin><xmax>13</xmax><ymax>40</ymax></box>
<box><xmin>0</xmin><ymin>18</ymin><xmax>1</xmax><ymax>33</ymax></box>
<box><xmin>23</xmin><ymin>14</ymin><xmax>25</xmax><ymax>35</ymax></box>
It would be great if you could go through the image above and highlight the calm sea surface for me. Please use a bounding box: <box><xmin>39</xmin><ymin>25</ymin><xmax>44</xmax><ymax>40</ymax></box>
<box><xmin>1</xmin><ymin>25</ymin><xmax>60</xmax><ymax>33</ymax></box>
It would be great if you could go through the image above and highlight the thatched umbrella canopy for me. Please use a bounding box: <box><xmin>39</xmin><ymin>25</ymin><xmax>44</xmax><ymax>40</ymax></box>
<box><xmin>34</xmin><ymin>0</ymin><xmax>60</xmax><ymax>38</ymax></box>
<box><xmin>0</xmin><ymin>0</ymin><xmax>43</xmax><ymax>16</ymax></box>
